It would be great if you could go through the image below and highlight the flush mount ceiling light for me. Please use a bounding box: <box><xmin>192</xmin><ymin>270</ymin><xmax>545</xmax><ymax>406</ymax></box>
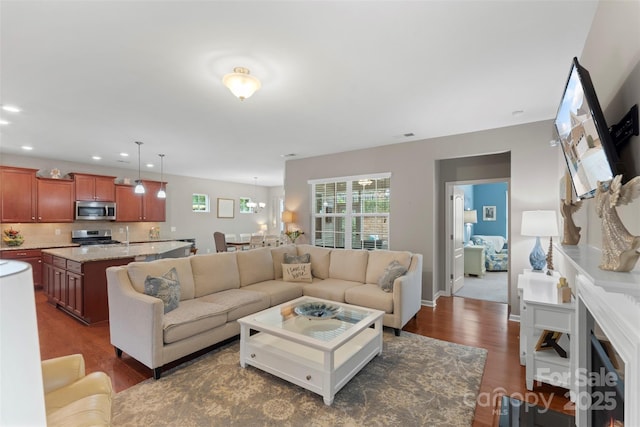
<box><xmin>222</xmin><ymin>67</ymin><xmax>261</xmax><ymax>101</ymax></box>
<box><xmin>157</xmin><ymin>154</ymin><xmax>166</xmax><ymax>199</ymax></box>
<box><xmin>134</xmin><ymin>141</ymin><xmax>145</xmax><ymax>194</ymax></box>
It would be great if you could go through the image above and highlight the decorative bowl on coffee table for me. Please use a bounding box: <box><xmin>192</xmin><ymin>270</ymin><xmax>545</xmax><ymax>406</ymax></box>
<box><xmin>294</xmin><ymin>301</ymin><xmax>342</xmax><ymax>320</ymax></box>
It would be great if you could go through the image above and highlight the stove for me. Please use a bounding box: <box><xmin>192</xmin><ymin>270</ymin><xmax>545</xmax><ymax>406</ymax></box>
<box><xmin>71</xmin><ymin>229</ymin><xmax>121</xmax><ymax>246</ymax></box>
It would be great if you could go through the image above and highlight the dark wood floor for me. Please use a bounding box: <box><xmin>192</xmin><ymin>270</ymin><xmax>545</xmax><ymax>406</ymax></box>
<box><xmin>35</xmin><ymin>291</ymin><xmax>573</xmax><ymax>426</ymax></box>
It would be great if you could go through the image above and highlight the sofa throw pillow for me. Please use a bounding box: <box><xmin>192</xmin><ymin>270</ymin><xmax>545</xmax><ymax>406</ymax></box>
<box><xmin>144</xmin><ymin>267</ymin><xmax>181</xmax><ymax>314</ymax></box>
<box><xmin>283</xmin><ymin>253</ymin><xmax>311</xmax><ymax>264</ymax></box>
<box><xmin>282</xmin><ymin>263</ymin><xmax>313</xmax><ymax>283</ymax></box>
<box><xmin>377</xmin><ymin>260</ymin><xmax>408</xmax><ymax>292</ymax></box>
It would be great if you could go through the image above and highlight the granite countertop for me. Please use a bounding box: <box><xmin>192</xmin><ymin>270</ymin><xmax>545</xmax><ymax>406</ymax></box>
<box><xmin>41</xmin><ymin>241</ymin><xmax>193</xmax><ymax>263</ymax></box>
<box><xmin>0</xmin><ymin>242</ymin><xmax>80</xmax><ymax>251</ymax></box>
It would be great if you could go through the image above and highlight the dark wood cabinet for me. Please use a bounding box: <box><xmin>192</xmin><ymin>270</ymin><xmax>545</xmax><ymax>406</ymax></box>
<box><xmin>0</xmin><ymin>166</ymin><xmax>38</xmax><ymax>223</ymax></box>
<box><xmin>71</xmin><ymin>173</ymin><xmax>115</xmax><ymax>201</ymax></box>
<box><xmin>36</xmin><ymin>177</ymin><xmax>75</xmax><ymax>222</ymax></box>
<box><xmin>0</xmin><ymin>249</ymin><xmax>43</xmax><ymax>287</ymax></box>
<box><xmin>115</xmin><ymin>180</ymin><xmax>166</xmax><ymax>222</ymax></box>
<box><xmin>42</xmin><ymin>254</ymin><xmax>133</xmax><ymax>324</ymax></box>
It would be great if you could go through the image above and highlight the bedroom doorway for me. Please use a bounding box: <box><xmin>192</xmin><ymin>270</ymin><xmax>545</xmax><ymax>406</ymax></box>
<box><xmin>445</xmin><ymin>179</ymin><xmax>509</xmax><ymax>304</ymax></box>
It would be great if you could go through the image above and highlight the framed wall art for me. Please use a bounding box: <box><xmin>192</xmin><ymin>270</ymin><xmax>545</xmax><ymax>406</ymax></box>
<box><xmin>217</xmin><ymin>198</ymin><xmax>234</xmax><ymax>218</ymax></box>
<box><xmin>483</xmin><ymin>206</ymin><xmax>496</xmax><ymax>221</ymax></box>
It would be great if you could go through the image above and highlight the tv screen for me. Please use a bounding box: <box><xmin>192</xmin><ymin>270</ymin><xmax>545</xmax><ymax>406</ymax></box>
<box><xmin>554</xmin><ymin>57</ymin><xmax>618</xmax><ymax>199</ymax></box>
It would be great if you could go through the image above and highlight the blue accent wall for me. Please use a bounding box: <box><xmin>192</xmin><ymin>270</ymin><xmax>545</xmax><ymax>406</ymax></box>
<box><xmin>473</xmin><ymin>182</ymin><xmax>507</xmax><ymax>238</ymax></box>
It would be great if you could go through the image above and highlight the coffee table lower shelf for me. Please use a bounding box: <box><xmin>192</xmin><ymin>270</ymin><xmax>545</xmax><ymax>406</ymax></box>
<box><xmin>240</xmin><ymin>327</ymin><xmax>381</xmax><ymax>405</ymax></box>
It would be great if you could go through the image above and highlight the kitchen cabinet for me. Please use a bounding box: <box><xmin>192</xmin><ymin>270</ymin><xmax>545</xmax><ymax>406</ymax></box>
<box><xmin>42</xmin><ymin>253</ymin><xmax>133</xmax><ymax>324</ymax></box>
<box><xmin>115</xmin><ymin>180</ymin><xmax>166</xmax><ymax>222</ymax></box>
<box><xmin>36</xmin><ymin>177</ymin><xmax>75</xmax><ymax>222</ymax></box>
<box><xmin>1</xmin><ymin>249</ymin><xmax>43</xmax><ymax>288</ymax></box>
<box><xmin>71</xmin><ymin>173</ymin><xmax>116</xmax><ymax>201</ymax></box>
<box><xmin>0</xmin><ymin>166</ymin><xmax>38</xmax><ymax>222</ymax></box>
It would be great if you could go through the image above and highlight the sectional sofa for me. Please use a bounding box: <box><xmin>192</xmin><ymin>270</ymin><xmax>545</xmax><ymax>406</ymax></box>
<box><xmin>106</xmin><ymin>244</ymin><xmax>423</xmax><ymax>378</ymax></box>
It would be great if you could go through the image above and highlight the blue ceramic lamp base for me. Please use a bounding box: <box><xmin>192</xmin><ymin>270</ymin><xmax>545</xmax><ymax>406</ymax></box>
<box><xmin>529</xmin><ymin>236</ymin><xmax>547</xmax><ymax>271</ymax></box>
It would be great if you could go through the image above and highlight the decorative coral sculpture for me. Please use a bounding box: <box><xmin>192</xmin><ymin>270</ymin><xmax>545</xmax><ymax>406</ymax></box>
<box><xmin>595</xmin><ymin>175</ymin><xmax>640</xmax><ymax>271</ymax></box>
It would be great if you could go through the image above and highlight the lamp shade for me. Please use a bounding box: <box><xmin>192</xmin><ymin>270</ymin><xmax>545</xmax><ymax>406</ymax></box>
<box><xmin>521</xmin><ymin>210</ymin><xmax>559</xmax><ymax>237</ymax></box>
<box><xmin>222</xmin><ymin>67</ymin><xmax>261</xmax><ymax>100</ymax></box>
<box><xmin>282</xmin><ymin>210</ymin><xmax>294</xmax><ymax>223</ymax></box>
<box><xmin>463</xmin><ymin>210</ymin><xmax>478</xmax><ymax>224</ymax></box>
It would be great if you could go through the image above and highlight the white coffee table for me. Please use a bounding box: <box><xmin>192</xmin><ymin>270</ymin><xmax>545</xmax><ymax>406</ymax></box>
<box><xmin>237</xmin><ymin>296</ymin><xmax>384</xmax><ymax>405</ymax></box>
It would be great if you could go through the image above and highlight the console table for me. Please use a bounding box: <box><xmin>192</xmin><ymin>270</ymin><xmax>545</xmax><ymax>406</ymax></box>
<box><xmin>518</xmin><ymin>271</ymin><xmax>575</xmax><ymax>394</ymax></box>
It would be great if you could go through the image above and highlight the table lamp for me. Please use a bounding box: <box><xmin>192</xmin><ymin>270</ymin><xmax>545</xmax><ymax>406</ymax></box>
<box><xmin>463</xmin><ymin>210</ymin><xmax>478</xmax><ymax>243</ymax></box>
<box><xmin>521</xmin><ymin>210</ymin><xmax>559</xmax><ymax>272</ymax></box>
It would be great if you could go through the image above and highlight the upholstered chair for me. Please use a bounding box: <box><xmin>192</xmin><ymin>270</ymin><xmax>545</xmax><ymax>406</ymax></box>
<box><xmin>42</xmin><ymin>354</ymin><xmax>113</xmax><ymax>426</ymax></box>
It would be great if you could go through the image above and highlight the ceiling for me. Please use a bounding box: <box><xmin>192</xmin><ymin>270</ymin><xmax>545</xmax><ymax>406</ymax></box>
<box><xmin>0</xmin><ymin>1</ymin><xmax>599</xmax><ymax>187</ymax></box>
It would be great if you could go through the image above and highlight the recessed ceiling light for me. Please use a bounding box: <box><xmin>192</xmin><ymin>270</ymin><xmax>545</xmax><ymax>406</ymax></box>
<box><xmin>0</xmin><ymin>119</ymin><xmax>10</xmax><ymax>125</ymax></box>
<box><xmin>2</xmin><ymin>105</ymin><xmax>21</xmax><ymax>113</ymax></box>
<box><xmin>120</xmin><ymin>152</ymin><xmax>129</xmax><ymax>157</ymax></box>
<box><xmin>280</xmin><ymin>153</ymin><xmax>297</xmax><ymax>158</ymax></box>
<box><xmin>92</xmin><ymin>156</ymin><xmax>102</xmax><ymax>160</ymax></box>
<box><xmin>21</xmin><ymin>145</ymin><xmax>33</xmax><ymax>151</ymax></box>
<box><xmin>146</xmin><ymin>163</ymin><xmax>154</xmax><ymax>168</ymax></box>
<box><xmin>512</xmin><ymin>110</ymin><xmax>525</xmax><ymax>116</ymax></box>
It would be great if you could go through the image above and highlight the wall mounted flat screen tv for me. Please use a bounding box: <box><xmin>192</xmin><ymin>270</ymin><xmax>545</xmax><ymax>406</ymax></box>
<box><xmin>554</xmin><ymin>57</ymin><xmax>619</xmax><ymax>199</ymax></box>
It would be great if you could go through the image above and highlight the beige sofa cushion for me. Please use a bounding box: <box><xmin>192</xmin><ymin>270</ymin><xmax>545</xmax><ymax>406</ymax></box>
<box><xmin>244</xmin><ymin>280</ymin><xmax>304</xmax><ymax>306</ymax></box>
<box><xmin>237</xmin><ymin>247</ymin><xmax>275</xmax><ymax>286</ymax></box>
<box><xmin>162</xmin><ymin>299</ymin><xmax>228</xmax><ymax>344</ymax></box>
<box><xmin>190</xmin><ymin>252</ymin><xmax>240</xmax><ymax>297</ymax></box>
<box><xmin>296</xmin><ymin>244</ymin><xmax>331</xmax><ymax>279</ymax></box>
<box><xmin>270</xmin><ymin>245</ymin><xmax>298</xmax><ymax>278</ymax></box>
<box><xmin>127</xmin><ymin>257</ymin><xmax>195</xmax><ymax>300</ymax></box>
<box><xmin>365</xmin><ymin>250</ymin><xmax>412</xmax><ymax>285</ymax></box>
<box><xmin>345</xmin><ymin>284</ymin><xmax>394</xmax><ymax>313</ymax></box>
<box><xmin>302</xmin><ymin>278</ymin><xmax>362</xmax><ymax>302</ymax></box>
<box><xmin>198</xmin><ymin>289</ymin><xmax>269</xmax><ymax>322</ymax></box>
<box><xmin>329</xmin><ymin>249</ymin><xmax>369</xmax><ymax>283</ymax></box>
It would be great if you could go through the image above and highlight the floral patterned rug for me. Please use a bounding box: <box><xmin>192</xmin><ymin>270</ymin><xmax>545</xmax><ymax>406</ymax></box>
<box><xmin>113</xmin><ymin>331</ymin><xmax>487</xmax><ymax>426</ymax></box>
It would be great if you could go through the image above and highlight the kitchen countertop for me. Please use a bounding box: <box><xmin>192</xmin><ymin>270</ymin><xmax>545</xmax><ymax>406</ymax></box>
<box><xmin>1</xmin><ymin>242</ymin><xmax>79</xmax><ymax>251</ymax></box>
<box><xmin>42</xmin><ymin>241</ymin><xmax>193</xmax><ymax>263</ymax></box>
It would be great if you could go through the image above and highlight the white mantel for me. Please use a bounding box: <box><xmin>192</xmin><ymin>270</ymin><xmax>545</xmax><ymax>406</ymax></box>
<box><xmin>556</xmin><ymin>245</ymin><xmax>640</xmax><ymax>427</ymax></box>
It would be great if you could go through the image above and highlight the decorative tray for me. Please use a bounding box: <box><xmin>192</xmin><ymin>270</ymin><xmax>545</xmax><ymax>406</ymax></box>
<box><xmin>294</xmin><ymin>302</ymin><xmax>342</xmax><ymax>320</ymax></box>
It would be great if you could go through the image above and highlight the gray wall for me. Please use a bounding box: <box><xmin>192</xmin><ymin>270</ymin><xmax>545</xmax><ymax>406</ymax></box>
<box><xmin>285</xmin><ymin>120</ymin><xmax>558</xmax><ymax>308</ymax></box>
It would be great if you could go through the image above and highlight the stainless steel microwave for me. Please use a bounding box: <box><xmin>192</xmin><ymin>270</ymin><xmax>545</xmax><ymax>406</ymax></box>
<box><xmin>75</xmin><ymin>201</ymin><xmax>116</xmax><ymax>221</ymax></box>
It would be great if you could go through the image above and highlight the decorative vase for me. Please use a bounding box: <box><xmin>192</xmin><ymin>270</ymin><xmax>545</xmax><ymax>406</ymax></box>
<box><xmin>529</xmin><ymin>237</ymin><xmax>546</xmax><ymax>271</ymax></box>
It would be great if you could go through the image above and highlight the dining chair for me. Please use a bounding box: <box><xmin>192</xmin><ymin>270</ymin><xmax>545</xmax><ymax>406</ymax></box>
<box><xmin>225</xmin><ymin>233</ymin><xmax>237</xmax><ymax>243</ymax></box>
<box><xmin>213</xmin><ymin>232</ymin><xmax>228</xmax><ymax>252</ymax></box>
<box><xmin>239</xmin><ymin>233</ymin><xmax>252</xmax><ymax>243</ymax></box>
<box><xmin>264</xmin><ymin>234</ymin><xmax>279</xmax><ymax>247</ymax></box>
<box><xmin>249</xmin><ymin>234</ymin><xmax>264</xmax><ymax>249</ymax></box>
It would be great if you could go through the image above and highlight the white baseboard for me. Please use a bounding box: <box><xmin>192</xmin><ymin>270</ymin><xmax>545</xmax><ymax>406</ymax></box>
<box><xmin>421</xmin><ymin>290</ymin><xmax>442</xmax><ymax>308</ymax></box>
<box><xmin>508</xmin><ymin>314</ymin><xmax>520</xmax><ymax>322</ymax></box>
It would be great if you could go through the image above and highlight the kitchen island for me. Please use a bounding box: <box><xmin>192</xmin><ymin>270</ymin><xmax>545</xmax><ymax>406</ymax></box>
<box><xmin>42</xmin><ymin>241</ymin><xmax>192</xmax><ymax>324</ymax></box>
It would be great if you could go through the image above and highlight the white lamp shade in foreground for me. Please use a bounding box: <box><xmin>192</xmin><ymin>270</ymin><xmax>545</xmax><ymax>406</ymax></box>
<box><xmin>521</xmin><ymin>210</ymin><xmax>559</xmax><ymax>237</ymax></box>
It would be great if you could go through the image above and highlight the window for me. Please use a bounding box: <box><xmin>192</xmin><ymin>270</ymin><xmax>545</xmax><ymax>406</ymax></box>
<box><xmin>239</xmin><ymin>197</ymin><xmax>252</xmax><ymax>214</ymax></box>
<box><xmin>310</xmin><ymin>173</ymin><xmax>390</xmax><ymax>250</ymax></box>
<box><xmin>192</xmin><ymin>194</ymin><xmax>210</xmax><ymax>212</ymax></box>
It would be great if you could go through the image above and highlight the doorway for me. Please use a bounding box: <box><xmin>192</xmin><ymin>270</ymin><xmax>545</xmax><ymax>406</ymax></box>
<box><xmin>446</xmin><ymin>179</ymin><xmax>510</xmax><ymax>304</ymax></box>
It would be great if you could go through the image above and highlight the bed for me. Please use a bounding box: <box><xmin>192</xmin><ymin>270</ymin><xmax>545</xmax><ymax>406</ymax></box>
<box><xmin>470</xmin><ymin>235</ymin><xmax>508</xmax><ymax>271</ymax></box>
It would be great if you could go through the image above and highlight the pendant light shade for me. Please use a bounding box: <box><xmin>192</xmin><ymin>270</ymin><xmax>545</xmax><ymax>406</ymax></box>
<box><xmin>222</xmin><ymin>67</ymin><xmax>261</xmax><ymax>101</ymax></box>
<box><xmin>157</xmin><ymin>154</ymin><xmax>166</xmax><ymax>199</ymax></box>
<box><xmin>134</xmin><ymin>141</ymin><xmax>145</xmax><ymax>194</ymax></box>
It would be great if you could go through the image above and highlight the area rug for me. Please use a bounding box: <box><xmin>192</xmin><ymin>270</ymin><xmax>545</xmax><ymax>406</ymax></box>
<box><xmin>113</xmin><ymin>332</ymin><xmax>487</xmax><ymax>426</ymax></box>
<box><xmin>455</xmin><ymin>271</ymin><xmax>508</xmax><ymax>303</ymax></box>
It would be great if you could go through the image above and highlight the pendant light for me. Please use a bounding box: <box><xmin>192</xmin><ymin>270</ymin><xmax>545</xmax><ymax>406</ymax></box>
<box><xmin>134</xmin><ymin>141</ymin><xmax>145</xmax><ymax>194</ymax></box>
<box><xmin>157</xmin><ymin>154</ymin><xmax>166</xmax><ymax>199</ymax></box>
<box><xmin>246</xmin><ymin>177</ymin><xmax>265</xmax><ymax>213</ymax></box>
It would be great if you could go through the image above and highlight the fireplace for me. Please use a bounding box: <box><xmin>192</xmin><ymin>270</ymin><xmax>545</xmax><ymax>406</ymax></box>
<box><xmin>555</xmin><ymin>245</ymin><xmax>639</xmax><ymax>427</ymax></box>
<box><xmin>590</xmin><ymin>332</ymin><xmax>624</xmax><ymax>426</ymax></box>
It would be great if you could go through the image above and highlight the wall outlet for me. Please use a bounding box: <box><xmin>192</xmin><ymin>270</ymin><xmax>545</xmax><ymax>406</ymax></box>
<box><xmin>171</xmin><ymin>226</ymin><xmax>176</xmax><ymax>232</ymax></box>
<box><xmin>206</xmin><ymin>248</ymin><xmax>211</xmax><ymax>253</ymax></box>
<box><xmin>55</xmin><ymin>229</ymin><xmax>61</xmax><ymax>235</ymax></box>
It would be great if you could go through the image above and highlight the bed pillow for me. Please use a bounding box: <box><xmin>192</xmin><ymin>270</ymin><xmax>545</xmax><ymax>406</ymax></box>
<box><xmin>144</xmin><ymin>267</ymin><xmax>181</xmax><ymax>314</ymax></box>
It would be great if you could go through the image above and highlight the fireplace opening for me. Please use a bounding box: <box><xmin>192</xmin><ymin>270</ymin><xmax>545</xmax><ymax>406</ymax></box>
<box><xmin>590</xmin><ymin>332</ymin><xmax>624</xmax><ymax>426</ymax></box>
